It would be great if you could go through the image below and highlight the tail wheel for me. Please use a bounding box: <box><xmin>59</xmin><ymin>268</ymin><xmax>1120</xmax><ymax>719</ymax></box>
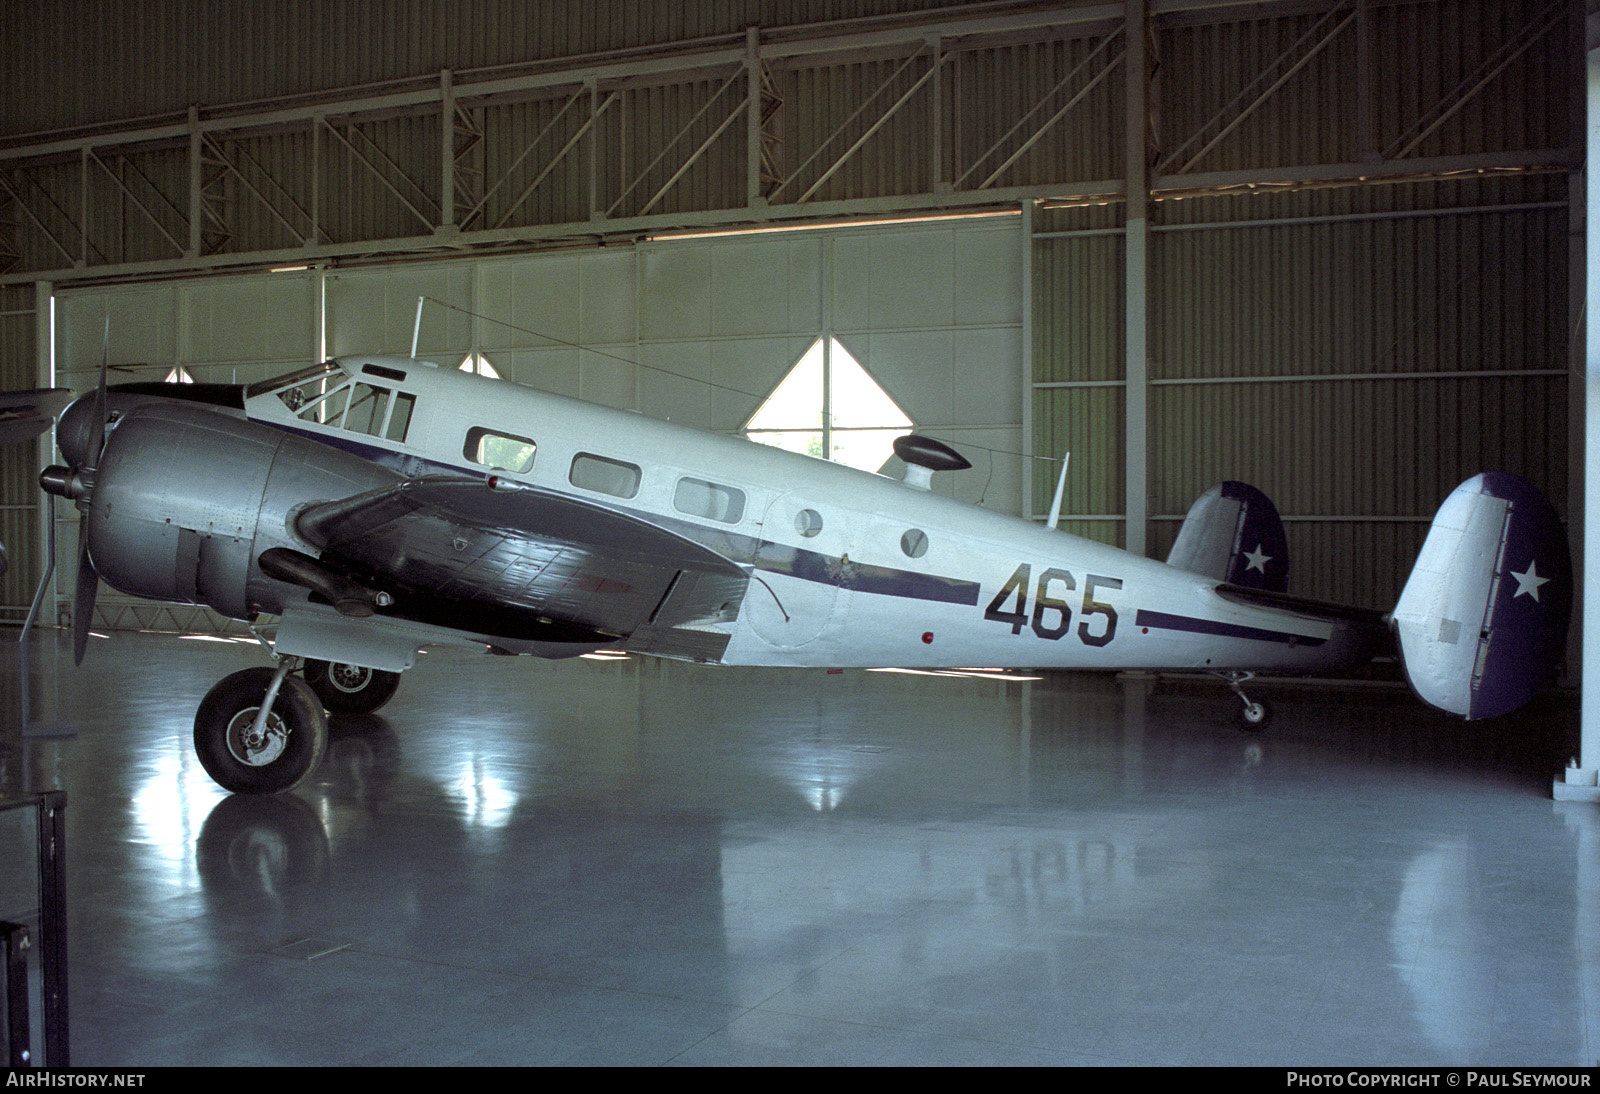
<box><xmin>1237</xmin><ymin>699</ymin><xmax>1271</xmax><ymax>732</ymax></box>
<box><xmin>194</xmin><ymin>668</ymin><xmax>328</xmax><ymax>794</ymax></box>
<box><xmin>303</xmin><ymin>659</ymin><xmax>401</xmax><ymax>715</ymax></box>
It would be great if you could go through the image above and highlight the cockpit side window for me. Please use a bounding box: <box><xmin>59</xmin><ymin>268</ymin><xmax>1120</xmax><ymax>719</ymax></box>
<box><xmin>296</xmin><ymin>381</ymin><xmax>351</xmax><ymax>426</ymax></box>
<box><xmin>344</xmin><ymin>383</ymin><xmax>391</xmax><ymax>435</ymax></box>
<box><xmin>385</xmin><ymin>392</ymin><xmax>416</xmax><ymax>443</ymax></box>
<box><xmin>287</xmin><ymin>378</ymin><xmax>415</xmax><ymax>443</ymax></box>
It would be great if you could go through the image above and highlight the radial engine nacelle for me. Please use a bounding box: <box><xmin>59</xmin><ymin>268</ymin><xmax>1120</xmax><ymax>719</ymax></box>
<box><xmin>75</xmin><ymin>401</ymin><xmax>398</xmax><ymax>619</ymax></box>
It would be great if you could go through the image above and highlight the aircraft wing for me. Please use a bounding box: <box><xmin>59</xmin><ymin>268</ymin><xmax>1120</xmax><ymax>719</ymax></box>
<box><xmin>0</xmin><ymin>388</ymin><xmax>74</xmax><ymax>445</ymax></box>
<box><xmin>295</xmin><ymin>475</ymin><xmax>749</xmax><ymax>659</ymax></box>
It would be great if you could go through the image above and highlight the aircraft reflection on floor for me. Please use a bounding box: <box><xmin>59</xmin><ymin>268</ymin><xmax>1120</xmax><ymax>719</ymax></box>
<box><xmin>0</xmin><ymin>629</ymin><xmax>1591</xmax><ymax>1065</ymax></box>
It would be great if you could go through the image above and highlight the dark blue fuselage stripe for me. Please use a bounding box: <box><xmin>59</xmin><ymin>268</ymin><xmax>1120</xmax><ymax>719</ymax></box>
<box><xmin>752</xmin><ymin>549</ymin><xmax>983</xmax><ymax>607</ymax></box>
<box><xmin>1134</xmin><ymin>609</ymin><xmax>1326</xmax><ymax>647</ymax></box>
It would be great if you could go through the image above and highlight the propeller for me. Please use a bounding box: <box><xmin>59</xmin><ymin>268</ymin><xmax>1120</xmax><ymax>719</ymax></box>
<box><xmin>28</xmin><ymin>322</ymin><xmax>111</xmax><ymax>664</ymax></box>
<box><xmin>4</xmin><ymin>321</ymin><xmax>115</xmax><ymax>670</ymax></box>
<box><xmin>67</xmin><ymin>324</ymin><xmax>111</xmax><ymax>664</ymax></box>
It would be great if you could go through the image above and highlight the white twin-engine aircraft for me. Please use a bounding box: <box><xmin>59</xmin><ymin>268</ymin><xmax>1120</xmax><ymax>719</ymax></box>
<box><xmin>0</xmin><ymin>353</ymin><xmax>1572</xmax><ymax>795</ymax></box>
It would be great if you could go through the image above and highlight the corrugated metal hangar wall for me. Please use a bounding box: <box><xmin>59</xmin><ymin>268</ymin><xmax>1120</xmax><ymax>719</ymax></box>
<box><xmin>0</xmin><ymin>0</ymin><xmax>1580</xmax><ymax>632</ymax></box>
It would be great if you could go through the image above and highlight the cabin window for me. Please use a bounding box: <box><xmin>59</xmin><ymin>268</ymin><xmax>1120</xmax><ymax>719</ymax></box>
<box><xmin>673</xmin><ymin>477</ymin><xmax>745</xmax><ymax>524</ymax></box>
<box><xmin>900</xmin><ymin>529</ymin><xmax>929</xmax><ymax>559</ymax></box>
<box><xmin>385</xmin><ymin>393</ymin><xmax>416</xmax><ymax>443</ymax></box>
<box><xmin>570</xmin><ymin>453</ymin><xmax>641</xmax><ymax>499</ymax></box>
<box><xmin>795</xmin><ymin>509</ymin><xmax>823</xmax><ymax>537</ymax></box>
<box><xmin>465</xmin><ymin>427</ymin><xmax>536</xmax><ymax>474</ymax></box>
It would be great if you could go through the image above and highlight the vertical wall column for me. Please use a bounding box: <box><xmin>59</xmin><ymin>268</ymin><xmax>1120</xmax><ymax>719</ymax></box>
<box><xmin>746</xmin><ymin>27</ymin><xmax>763</xmax><ymax>209</ymax></box>
<box><xmin>32</xmin><ymin>281</ymin><xmax>54</xmax><ymax>626</ymax></box>
<box><xmin>1567</xmin><ymin>43</ymin><xmax>1600</xmax><ymax>799</ymax></box>
<box><xmin>440</xmin><ymin>69</ymin><xmax>456</xmax><ymax>233</ymax></box>
<box><xmin>1021</xmin><ymin>200</ymin><xmax>1035</xmax><ymax>515</ymax></box>
<box><xmin>1124</xmin><ymin>0</ymin><xmax>1150</xmax><ymax>557</ymax></box>
<box><xmin>186</xmin><ymin>107</ymin><xmax>202</xmax><ymax>260</ymax></box>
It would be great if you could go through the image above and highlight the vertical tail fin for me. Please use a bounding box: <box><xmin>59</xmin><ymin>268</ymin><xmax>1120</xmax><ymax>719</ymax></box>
<box><xmin>1166</xmin><ymin>481</ymin><xmax>1290</xmax><ymax>593</ymax></box>
<box><xmin>1392</xmin><ymin>473</ymin><xmax>1571</xmax><ymax>719</ymax></box>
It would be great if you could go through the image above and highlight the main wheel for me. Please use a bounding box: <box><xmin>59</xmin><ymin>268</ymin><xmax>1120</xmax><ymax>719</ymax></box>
<box><xmin>303</xmin><ymin>659</ymin><xmax>401</xmax><ymax>715</ymax></box>
<box><xmin>194</xmin><ymin>668</ymin><xmax>328</xmax><ymax>794</ymax></box>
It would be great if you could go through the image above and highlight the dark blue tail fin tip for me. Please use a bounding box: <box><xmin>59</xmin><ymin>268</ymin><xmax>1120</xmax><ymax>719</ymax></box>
<box><xmin>1393</xmin><ymin>472</ymin><xmax>1572</xmax><ymax>720</ymax></box>
<box><xmin>1471</xmin><ymin>473</ymin><xmax>1572</xmax><ymax>719</ymax></box>
<box><xmin>1167</xmin><ymin>481</ymin><xmax>1289</xmax><ymax>594</ymax></box>
<box><xmin>1219</xmin><ymin>481</ymin><xmax>1289</xmax><ymax>593</ymax></box>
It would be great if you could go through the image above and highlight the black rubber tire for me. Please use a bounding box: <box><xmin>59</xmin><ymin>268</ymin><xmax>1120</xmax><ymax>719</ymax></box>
<box><xmin>303</xmin><ymin>659</ymin><xmax>401</xmax><ymax>715</ymax></box>
<box><xmin>1237</xmin><ymin>699</ymin><xmax>1271</xmax><ymax>732</ymax></box>
<box><xmin>194</xmin><ymin>668</ymin><xmax>328</xmax><ymax>794</ymax></box>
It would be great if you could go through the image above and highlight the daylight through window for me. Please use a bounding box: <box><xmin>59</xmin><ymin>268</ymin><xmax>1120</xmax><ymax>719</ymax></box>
<box><xmin>742</xmin><ymin>338</ymin><xmax>911</xmax><ymax>474</ymax></box>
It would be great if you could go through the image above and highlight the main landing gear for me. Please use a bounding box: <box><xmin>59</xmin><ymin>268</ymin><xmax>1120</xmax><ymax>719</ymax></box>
<box><xmin>303</xmin><ymin>658</ymin><xmax>401</xmax><ymax>715</ymax></box>
<box><xmin>193</xmin><ymin>655</ymin><xmax>402</xmax><ymax>795</ymax></box>
<box><xmin>1218</xmin><ymin>671</ymin><xmax>1271</xmax><ymax>731</ymax></box>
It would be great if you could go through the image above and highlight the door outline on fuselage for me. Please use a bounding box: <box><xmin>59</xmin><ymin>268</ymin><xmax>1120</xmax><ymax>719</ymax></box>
<box><xmin>745</xmin><ymin>491</ymin><xmax>851</xmax><ymax>649</ymax></box>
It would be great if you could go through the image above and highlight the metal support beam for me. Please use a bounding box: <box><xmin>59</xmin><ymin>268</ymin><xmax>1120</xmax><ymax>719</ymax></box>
<box><xmin>1156</xmin><ymin>2</ymin><xmax>1355</xmax><ymax>177</ymax></box>
<box><xmin>609</xmin><ymin>71</ymin><xmax>744</xmax><ymax>218</ymax></box>
<box><xmin>1385</xmin><ymin>0</ymin><xmax>1566</xmax><ymax>161</ymax></box>
<box><xmin>0</xmin><ymin>175</ymin><xmax>78</xmax><ymax>268</ymax></box>
<box><xmin>794</xmin><ymin>47</ymin><xmax>948</xmax><ymax>206</ymax></box>
<box><xmin>957</xmin><ymin>29</ymin><xmax>1123</xmax><ymax>192</ymax></box>
<box><xmin>1021</xmin><ymin>199</ymin><xmax>1035</xmax><ymax>518</ymax></box>
<box><xmin>1562</xmin><ymin>39</ymin><xmax>1600</xmax><ymax>802</ymax></box>
<box><xmin>187</xmin><ymin>106</ymin><xmax>201</xmax><ymax>258</ymax></box>
<box><xmin>1124</xmin><ymin>0</ymin><xmax>1149</xmax><ymax>557</ymax></box>
<box><xmin>440</xmin><ymin>69</ymin><xmax>456</xmax><ymax>231</ymax></box>
<box><xmin>769</xmin><ymin>43</ymin><xmax>932</xmax><ymax>205</ymax></box>
<box><xmin>318</xmin><ymin>119</ymin><xmax>439</xmax><ymax>231</ymax></box>
<box><xmin>86</xmin><ymin>149</ymin><xmax>186</xmax><ymax>257</ymax></box>
<box><xmin>746</xmin><ymin>27</ymin><xmax>764</xmax><ymax>208</ymax></box>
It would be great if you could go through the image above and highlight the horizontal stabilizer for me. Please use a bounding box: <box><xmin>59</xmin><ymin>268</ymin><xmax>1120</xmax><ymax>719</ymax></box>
<box><xmin>1392</xmin><ymin>473</ymin><xmax>1571</xmax><ymax>719</ymax></box>
<box><xmin>1167</xmin><ymin>481</ymin><xmax>1289</xmax><ymax>593</ymax></box>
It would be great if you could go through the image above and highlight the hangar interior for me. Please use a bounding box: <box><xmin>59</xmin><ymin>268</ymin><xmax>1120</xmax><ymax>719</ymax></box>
<box><xmin>0</xmin><ymin>0</ymin><xmax>1595</xmax><ymax>1066</ymax></box>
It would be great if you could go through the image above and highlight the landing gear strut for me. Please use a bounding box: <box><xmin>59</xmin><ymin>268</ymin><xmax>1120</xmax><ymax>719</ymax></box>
<box><xmin>1219</xmin><ymin>671</ymin><xmax>1271</xmax><ymax>731</ymax></box>
<box><xmin>193</xmin><ymin>660</ymin><xmax>328</xmax><ymax>794</ymax></box>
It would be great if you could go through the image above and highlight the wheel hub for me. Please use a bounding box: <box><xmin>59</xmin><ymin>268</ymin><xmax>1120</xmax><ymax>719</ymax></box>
<box><xmin>224</xmin><ymin>707</ymin><xmax>289</xmax><ymax>767</ymax></box>
<box><xmin>327</xmin><ymin>663</ymin><xmax>371</xmax><ymax>693</ymax></box>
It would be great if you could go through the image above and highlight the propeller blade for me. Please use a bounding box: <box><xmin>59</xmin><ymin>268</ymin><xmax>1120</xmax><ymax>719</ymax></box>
<box><xmin>0</xmin><ymin>388</ymin><xmax>74</xmax><ymax>445</ymax></box>
<box><xmin>58</xmin><ymin>322</ymin><xmax>111</xmax><ymax>470</ymax></box>
<box><xmin>72</xmin><ymin>514</ymin><xmax>99</xmax><ymax>666</ymax></box>
<box><xmin>89</xmin><ymin>319</ymin><xmax>109</xmax><ymax>466</ymax></box>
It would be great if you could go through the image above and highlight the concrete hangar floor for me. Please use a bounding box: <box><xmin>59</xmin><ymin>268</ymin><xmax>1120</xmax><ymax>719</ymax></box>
<box><xmin>0</xmin><ymin>628</ymin><xmax>1593</xmax><ymax>1066</ymax></box>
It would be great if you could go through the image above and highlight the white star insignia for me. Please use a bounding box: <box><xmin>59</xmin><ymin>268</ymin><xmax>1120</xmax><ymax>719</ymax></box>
<box><xmin>1244</xmin><ymin>545</ymin><xmax>1271</xmax><ymax>574</ymax></box>
<box><xmin>1510</xmin><ymin>561</ymin><xmax>1549</xmax><ymax>602</ymax></box>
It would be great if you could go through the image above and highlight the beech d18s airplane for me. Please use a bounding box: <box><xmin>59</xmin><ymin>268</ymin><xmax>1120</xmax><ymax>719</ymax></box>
<box><xmin>0</xmin><ymin>352</ymin><xmax>1573</xmax><ymax>795</ymax></box>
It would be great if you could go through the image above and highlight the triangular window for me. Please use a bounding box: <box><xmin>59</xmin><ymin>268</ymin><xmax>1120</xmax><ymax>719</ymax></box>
<box><xmin>460</xmin><ymin>353</ymin><xmax>500</xmax><ymax>379</ymax></box>
<box><xmin>743</xmin><ymin>338</ymin><xmax>911</xmax><ymax>474</ymax></box>
<box><xmin>164</xmin><ymin>366</ymin><xmax>195</xmax><ymax>384</ymax></box>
